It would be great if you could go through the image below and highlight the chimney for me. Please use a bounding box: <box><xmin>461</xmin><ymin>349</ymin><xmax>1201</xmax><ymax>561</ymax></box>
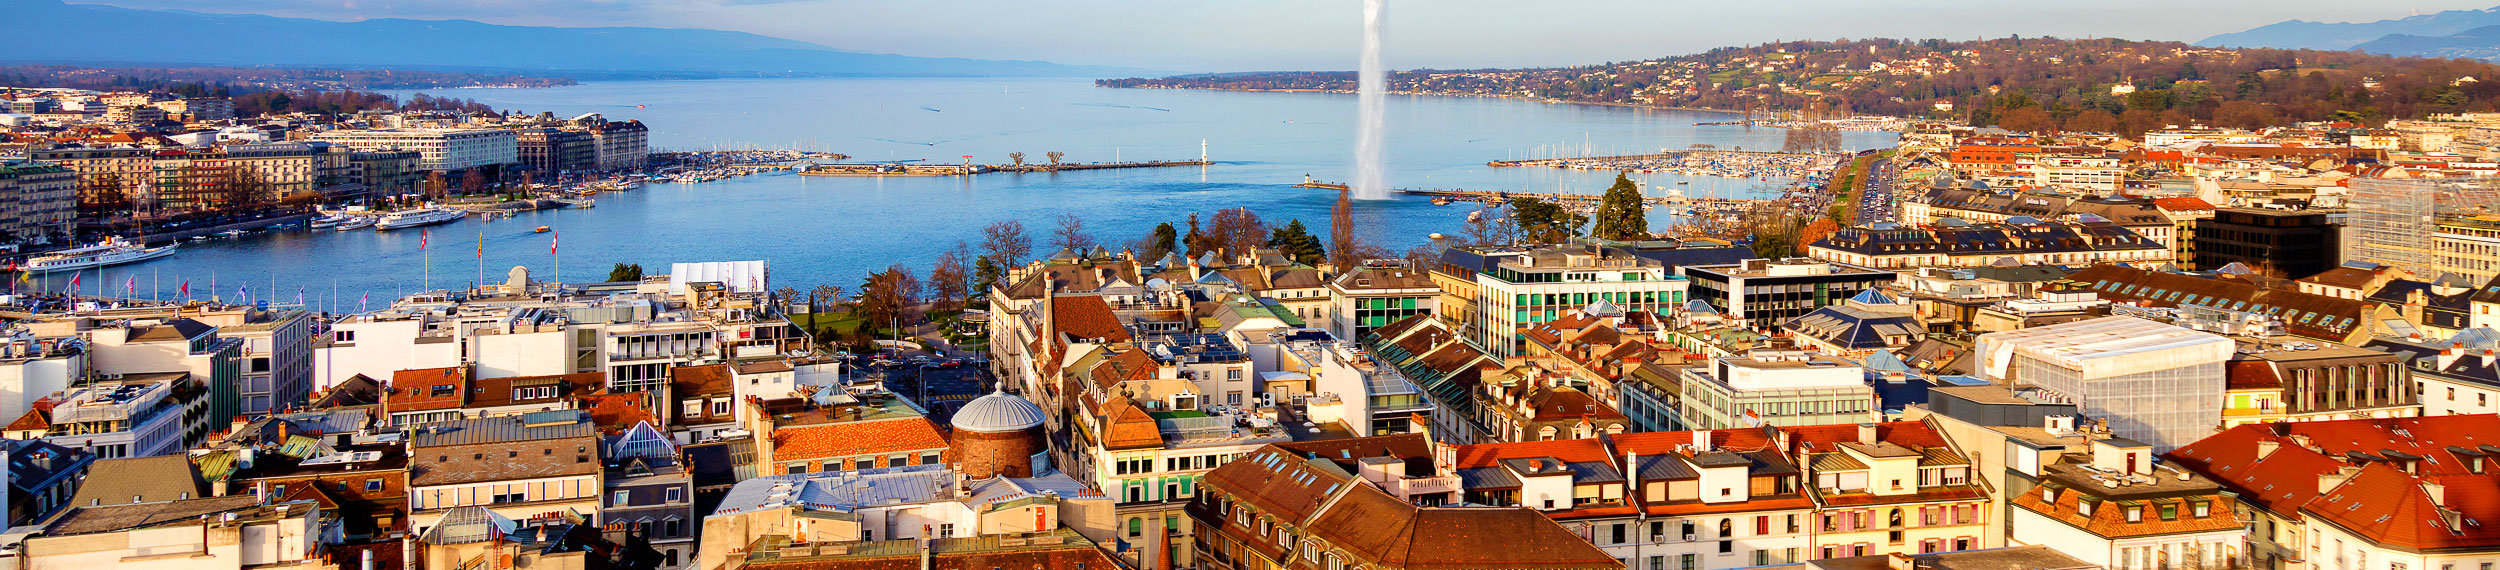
<box><xmin>1692</xmin><ymin>430</ymin><xmax>1712</xmax><ymax>453</ymax></box>
<box><xmin>1857</xmin><ymin>423</ymin><xmax>1878</xmax><ymax>445</ymax></box>
<box><xmin>2319</xmin><ymin>466</ymin><xmax>2362</xmax><ymax>493</ymax></box>
<box><xmin>2255</xmin><ymin>439</ymin><xmax>2280</xmax><ymax>461</ymax></box>
<box><xmin>1886</xmin><ymin>553</ymin><xmax>1918</xmax><ymax>570</ymax></box>
<box><xmin>1624</xmin><ymin>449</ymin><xmax>1640</xmax><ymax>495</ymax></box>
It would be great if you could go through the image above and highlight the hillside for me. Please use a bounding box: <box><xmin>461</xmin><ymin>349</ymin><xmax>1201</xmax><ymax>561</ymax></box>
<box><xmin>1103</xmin><ymin>37</ymin><xmax>2500</xmax><ymax>135</ymax></box>
<box><xmin>0</xmin><ymin>0</ymin><xmax>1130</xmax><ymax>79</ymax></box>
<box><xmin>2200</xmin><ymin>8</ymin><xmax>2500</xmax><ymax>51</ymax></box>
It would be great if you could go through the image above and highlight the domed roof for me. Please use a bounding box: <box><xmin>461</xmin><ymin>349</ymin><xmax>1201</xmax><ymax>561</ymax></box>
<box><xmin>952</xmin><ymin>390</ymin><xmax>1046</xmax><ymax>433</ymax></box>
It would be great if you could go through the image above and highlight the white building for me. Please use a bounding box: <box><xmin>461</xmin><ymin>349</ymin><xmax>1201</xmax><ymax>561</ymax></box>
<box><xmin>1678</xmin><ymin>350</ymin><xmax>1875</xmax><ymax>430</ymax></box>
<box><xmin>1974</xmin><ymin>316</ymin><xmax>2231</xmax><ymax>452</ymax></box>
<box><xmin>310</xmin><ymin>128</ymin><xmax>518</xmax><ymax>171</ymax></box>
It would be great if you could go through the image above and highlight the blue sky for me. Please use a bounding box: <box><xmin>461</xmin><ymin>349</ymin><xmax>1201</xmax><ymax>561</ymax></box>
<box><xmin>73</xmin><ymin>0</ymin><xmax>2500</xmax><ymax>72</ymax></box>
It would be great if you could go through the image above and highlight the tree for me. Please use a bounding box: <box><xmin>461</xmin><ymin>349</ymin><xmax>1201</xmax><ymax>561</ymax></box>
<box><xmin>1052</xmin><ymin>213</ymin><xmax>1095</xmax><ymax>253</ymax></box>
<box><xmin>810</xmin><ymin>284</ymin><xmax>842</xmax><ymax>313</ymax></box>
<box><xmin>1137</xmin><ymin>222</ymin><xmax>1179</xmax><ymax>261</ymax></box>
<box><xmin>1206</xmin><ymin>207</ymin><xmax>1268</xmax><ymax>259</ymax></box>
<box><xmin>1462</xmin><ymin>204</ymin><xmax>1516</xmax><ymax>246</ymax></box>
<box><xmin>1268</xmin><ymin>219</ymin><xmax>1327</xmax><ymax>266</ymax></box>
<box><xmin>1046</xmin><ymin>151</ymin><xmax>1064</xmax><ymax>167</ymax></box>
<box><xmin>930</xmin><ymin>248</ymin><xmax>969</xmax><ymax>311</ymax></box>
<box><xmin>1330</xmin><ymin>188</ymin><xmax>1358</xmax><ymax>271</ymax></box>
<box><xmin>1588</xmin><ymin>173</ymin><xmax>1648</xmax><ymax>241</ymax></box>
<box><xmin>607</xmin><ymin>263</ymin><xmax>644</xmax><ymax>282</ymax></box>
<box><xmin>1796</xmin><ymin>218</ymin><xmax>1844</xmax><ymax>255</ymax></box>
<box><xmin>972</xmin><ymin>256</ymin><xmax>1003</xmax><ymax>300</ymax></box>
<box><xmin>1183</xmin><ymin>213</ymin><xmax>1215</xmax><ymax>257</ymax></box>
<box><xmin>980</xmin><ymin>220</ymin><xmax>1033</xmax><ymax>269</ymax></box>
<box><xmin>1007</xmin><ymin>152</ymin><xmax>1026</xmax><ymax>167</ymax></box>
<box><xmin>856</xmin><ymin>264</ymin><xmax>922</xmax><ymax>337</ymax></box>
<box><xmin>2065</xmin><ymin>108</ymin><xmax>2119</xmax><ymax>133</ymax></box>
<box><xmin>1511</xmin><ymin>197</ymin><xmax>1586</xmax><ymax>243</ymax></box>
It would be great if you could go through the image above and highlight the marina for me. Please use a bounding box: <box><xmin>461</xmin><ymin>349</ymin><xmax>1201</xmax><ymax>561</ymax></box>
<box><xmin>1488</xmin><ymin>150</ymin><xmax>1844</xmax><ymax>181</ymax></box>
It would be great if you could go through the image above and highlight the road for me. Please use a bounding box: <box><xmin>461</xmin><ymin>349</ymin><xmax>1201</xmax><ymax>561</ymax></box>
<box><xmin>1855</xmin><ymin>155</ymin><xmax>1900</xmax><ymax>225</ymax></box>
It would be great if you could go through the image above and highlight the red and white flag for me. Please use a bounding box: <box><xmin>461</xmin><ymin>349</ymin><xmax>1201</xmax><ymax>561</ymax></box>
<box><xmin>550</xmin><ymin>229</ymin><xmax>558</xmax><ymax>254</ymax></box>
<box><xmin>419</xmin><ymin>229</ymin><xmax>430</xmax><ymax>250</ymax></box>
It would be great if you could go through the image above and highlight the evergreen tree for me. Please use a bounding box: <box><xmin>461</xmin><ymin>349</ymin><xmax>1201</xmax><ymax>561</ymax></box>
<box><xmin>1267</xmin><ymin>219</ymin><xmax>1327</xmax><ymax>266</ymax></box>
<box><xmin>607</xmin><ymin>263</ymin><xmax>644</xmax><ymax>282</ymax></box>
<box><xmin>1588</xmin><ymin>173</ymin><xmax>1648</xmax><ymax>241</ymax></box>
<box><xmin>1144</xmin><ymin>222</ymin><xmax>1178</xmax><ymax>260</ymax></box>
<box><xmin>1512</xmin><ymin>198</ymin><xmax>1587</xmax><ymax>244</ymax></box>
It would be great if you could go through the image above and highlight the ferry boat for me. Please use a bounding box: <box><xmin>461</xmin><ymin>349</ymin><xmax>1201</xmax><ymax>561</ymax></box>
<box><xmin>25</xmin><ymin>237</ymin><xmax>176</xmax><ymax>272</ymax></box>
<box><xmin>334</xmin><ymin>217</ymin><xmax>375</xmax><ymax>231</ymax></box>
<box><xmin>374</xmin><ymin>207</ymin><xmax>464</xmax><ymax>231</ymax></box>
<box><xmin>310</xmin><ymin>213</ymin><xmax>355</xmax><ymax>229</ymax></box>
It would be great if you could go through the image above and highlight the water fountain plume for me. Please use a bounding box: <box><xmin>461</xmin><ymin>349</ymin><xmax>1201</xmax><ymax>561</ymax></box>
<box><xmin>1353</xmin><ymin>0</ymin><xmax>1389</xmax><ymax>200</ymax></box>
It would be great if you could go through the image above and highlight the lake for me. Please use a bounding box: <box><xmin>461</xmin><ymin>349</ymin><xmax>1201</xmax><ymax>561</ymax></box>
<box><xmin>42</xmin><ymin>77</ymin><xmax>1896</xmax><ymax>309</ymax></box>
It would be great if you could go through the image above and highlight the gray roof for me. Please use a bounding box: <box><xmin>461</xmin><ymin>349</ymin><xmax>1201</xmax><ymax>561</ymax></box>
<box><xmin>66</xmin><ymin>456</ymin><xmax>204</xmax><ymax>508</ymax></box>
<box><xmin>1455</xmin><ymin>466</ymin><xmax>1520</xmax><ymax>489</ymax></box>
<box><xmin>1635</xmin><ymin>454</ymin><xmax>1698</xmax><ymax>480</ymax></box>
<box><xmin>409</xmin><ymin>410</ymin><xmax>596</xmax><ymax>447</ymax></box>
<box><xmin>713</xmin><ymin>464</ymin><xmax>955</xmax><ymax>516</ymax></box>
<box><xmin>951</xmin><ymin>390</ymin><xmax>1047</xmax><ymax>433</ymax></box>
<box><xmin>46</xmin><ymin>495</ymin><xmax>265</xmax><ymax>535</ymax></box>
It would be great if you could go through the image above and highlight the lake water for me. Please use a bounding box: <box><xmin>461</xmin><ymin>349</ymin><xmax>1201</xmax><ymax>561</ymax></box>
<box><xmin>43</xmin><ymin>77</ymin><xmax>1895</xmax><ymax>309</ymax></box>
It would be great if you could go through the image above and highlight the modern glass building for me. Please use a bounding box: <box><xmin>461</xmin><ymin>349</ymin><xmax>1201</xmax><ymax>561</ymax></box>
<box><xmin>1974</xmin><ymin>316</ymin><xmax>2232</xmax><ymax>452</ymax></box>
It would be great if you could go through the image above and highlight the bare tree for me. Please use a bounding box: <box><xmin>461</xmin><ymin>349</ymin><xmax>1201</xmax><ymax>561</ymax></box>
<box><xmin>1045</xmin><ymin>151</ymin><xmax>1064</xmax><ymax>168</ymax></box>
<box><xmin>1330</xmin><ymin>188</ymin><xmax>1359</xmax><ymax>271</ymax></box>
<box><xmin>1462</xmin><ymin>204</ymin><xmax>1517</xmax><ymax>246</ymax></box>
<box><xmin>981</xmin><ymin>220</ymin><xmax>1033</xmax><ymax>269</ymax></box>
<box><xmin>1052</xmin><ymin>213</ymin><xmax>1095</xmax><ymax>253</ymax></box>
<box><xmin>813</xmin><ymin>284</ymin><xmax>844</xmax><ymax>313</ymax></box>
<box><xmin>1207</xmin><ymin>207</ymin><xmax>1268</xmax><ymax>259</ymax></box>
<box><xmin>930</xmin><ymin>248</ymin><xmax>969</xmax><ymax>311</ymax></box>
<box><xmin>1007</xmin><ymin>152</ymin><xmax>1026</xmax><ymax>167</ymax></box>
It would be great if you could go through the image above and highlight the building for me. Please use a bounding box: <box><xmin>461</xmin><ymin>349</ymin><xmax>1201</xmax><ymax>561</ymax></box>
<box><xmin>1680</xmin><ymin>259</ymin><xmax>1893</xmax><ymax>331</ymax></box>
<box><xmin>1364</xmin><ymin>315</ymin><xmax>1501</xmax><ymax>445</ymax></box>
<box><xmin>1466</xmin><ymin>244</ymin><xmax>1694</xmax><ymax>360</ymax></box>
<box><xmin>1448</xmin><ymin>428</ymin><xmax>1821</xmax><ymax>570</ymax></box>
<box><xmin>515</xmin><ymin>128</ymin><xmax>597</xmax><ymax>178</ymax></box>
<box><xmin>1678</xmin><ymin>350</ymin><xmax>1876</xmax><ymax>430</ymax></box>
<box><xmin>695</xmin><ymin>466</ymin><xmax>1113</xmax><ymax>570</ymax></box>
<box><xmin>1780</xmin><ymin>290</ymin><xmax>1924</xmax><ymax>359</ymax></box>
<box><xmin>949</xmin><ymin>390</ymin><xmax>1049</xmax><ymax>480</ymax></box>
<box><xmin>1190</xmin><ymin>442</ymin><xmax>1621</xmax><ymax>570</ymax></box>
<box><xmin>2226</xmin><ymin>337</ymin><xmax>2416</xmax><ymax>424</ymax></box>
<box><xmin>3</xmin><ymin>373</ymin><xmax>203</xmax><ymax>459</ymax></box>
<box><xmin>2153</xmin><ymin>197</ymin><xmax>2218</xmax><ymax>267</ymax></box>
<box><xmin>1901</xmin><ymin>187</ymin><xmax>2180</xmax><ymax>250</ymax></box>
<box><xmin>2063</xmin><ymin>264</ymin><xmax>2371</xmax><ymax>344</ymax></box>
<box><xmin>745</xmin><ymin>390</ymin><xmax>951</xmax><ymax>476</ymax></box>
<box><xmin>2166</xmin><ymin>416</ymin><xmax>2500</xmax><ymax>570</ymax></box>
<box><xmin>601</xmin><ymin>422</ymin><xmax>695</xmax><ymax>568</ymax></box>
<box><xmin>2195</xmin><ymin>208</ymin><xmax>2340</xmax><ymax>279</ymax></box>
<box><xmin>1326</xmin><ymin>259</ymin><xmax>1440</xmax><ymax>341</ymax></box>
<box><xmin>1473</xmin><ymin>365</ymin><xmax>1628</xmax><ymax>442</ymax></box>
<box><xmin>0</xmin><ymin>162</ymin><xmax>74</xmax><ymax>244</ymax></box>
<box><xmin>405</xmin><ymin>410</ymin><xmax>605</xmax><ymax>533</ymax></box>
<box><xmin>581</xmin><ymin>117</ymin><xmax>649</xmax><ymax>171</ymax></box>
<box><xmin>1974</xmin><ymin>317</ymin><xmax>2232</xmax><ymax>452</ymax></box>
<box><xmin>1808</xmin><ymin>218</ymin><xmax>2171</xmax><ymax>270</ymax></box>
<box><xmin>16</xmin><ymin>497</ymin><xmax>327</xmax><ymax>570</ymax></box>
<box><xmin>349</xmin><ymin>150</ymin><xmax>423</xmax><ymax>198</ymax></box>
<box><xmin>310</xmin><ymin>128</ymin><xmax>518</xmax><ymax>172</ymax></box>
<box><xmin>2009</xmin><ymin>438</ymin><xmax>2247</xmax><ymax>570</ymax></box>
<box><xmin>2345</xmin><ymin>177</ymin><xmax>2500</xmax><ymax>282</ymax></box>
<box><xmin>2032</xmin><ymin>154</ymin><xmax>2125</xmax><ymax>192</ymax></box>
<box><xmin>3</xmin><ymin>439</ymin><xmax>92</xmax><ymax>530</ymax></box>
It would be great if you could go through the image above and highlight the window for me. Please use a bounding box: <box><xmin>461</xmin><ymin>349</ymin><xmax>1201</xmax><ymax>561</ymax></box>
<box><xmin>665</xmin><ymin>518</ymin><xmax>684</xmax><ymax>537</ymax></box>
<box><xmin>666</xmin><ymin>487</ymin><xmax>684</xmax><ymax>503</ymax></box>
<box><xmin>922</xmin><ymin>452</ymin><xmax>942</xmax><ymax>465</ymax></box>
<box><xmin>853</xmin><ymin>458</ymin><xmax>874</xmax><ymax>471</ymax></box>
<box><xmin>2193</xmin><ymin>502</ymin><xmax>2210</xmax><ymax>517</ymax></box>
<box><xmin>681</xmin><ymin>401</ymin><xmax>701</xmax><ymax>418</ymax></box>
<box><xmin>2159</xmin><ymin>504</ymin><xmax>2179</xmax><ymax>521</ymax></box>
<box><xmin>2126</xmin><ymin>507</ymin><xmax>2143</xmax><ymax>522</ymax></box>
<box><xmin>365</xmin><ymin>479</ymin><xmax>382</xmax><ymax>492</ymax></box>
<box><xmin>711</xmin><ymin>400</ymin><xmax>731</xmax><ymax>416</ymax></box>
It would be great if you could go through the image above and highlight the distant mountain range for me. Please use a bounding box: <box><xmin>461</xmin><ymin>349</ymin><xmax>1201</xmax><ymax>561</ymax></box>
<box><xmin>2200</xmin><ymin>7</ymin><xmax>2500</xmax><ymax>61</ymax></box>
<box><xmin>0</xmin><ymin>0</ymin><xmax>1142</xmax><ymax>79</ymax></box>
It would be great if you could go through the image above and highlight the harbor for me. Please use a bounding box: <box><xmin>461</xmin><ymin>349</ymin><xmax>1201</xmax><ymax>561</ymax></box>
<box><xmin>1488</xmin><ymin>149</ymin><xmax>1844</xmax><ymax>180</ymax></box>
<box><xmin>797</xmin><ymin>158</ymin><xmax>1213</xmax><ymax>177</ymax></box>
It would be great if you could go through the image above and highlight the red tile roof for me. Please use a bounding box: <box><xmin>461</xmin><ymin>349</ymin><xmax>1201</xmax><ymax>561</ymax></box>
<box><xmin>770</xmin><ymin>418</ymin><xmax>951</xmax><ymax>462</ymax></box>
<box><xmin>2169</xmin><ymin>416</ymin><xmax>2500</xmax><ymax>521</ymax></box>
<box><xmin>386</xmin><ymin>366</ymin><xmax>469</xmax><ymax>412</ymax></box>
<box><xmin>2151</xmin><ymin>197</ymin><xmax>2216</xmax><ymax>211</ymax></box>
<box><xmin>2306</xmin><ymin>464</ymin><xmax>2500</xmax><ymax>551</ymax></box>
<box><xmin>576</xmin><ymin>394</ymin><xmax>659</xmax><ymax>436</ymax></box>
<box><xmin>2225</xmin><ymin>360</ymin><xmax>2282</xmax><ymax>390</ymax></box>
<box><xmin>1050</xmin><ymin>296</ymin><xmax>1130</xmax><ymax>343</ymax></box>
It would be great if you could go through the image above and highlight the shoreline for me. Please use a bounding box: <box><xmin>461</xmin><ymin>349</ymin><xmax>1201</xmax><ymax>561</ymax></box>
<box><xmin>1097</xmin><ymin>84</ymin><xmax>1771</xmax><ymax>116</ymax></box>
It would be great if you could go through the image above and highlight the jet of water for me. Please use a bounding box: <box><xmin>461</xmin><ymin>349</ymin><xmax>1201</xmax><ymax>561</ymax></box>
<box><xmin>1353</xmin><ymin>0</ymin><xmax>1389</xmax><ymax>200</ymax></box>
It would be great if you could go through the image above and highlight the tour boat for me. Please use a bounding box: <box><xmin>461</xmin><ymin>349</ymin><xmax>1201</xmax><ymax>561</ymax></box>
<box><xmin>374</xmin><ymin>207</ymin><xmax>464</xmax><ymax>231</ymax></box>
<box><xmin>25</xmin><ymin>237</ymin><xmax>177</xmax><ymax>272</ymax></box>
<box><xmin>310</xmin><ymin>213</ymin><xmax>354</xmax><ymax>229</ymax></box>
<box><xmin>534</xmin><ymin>226</ymin><xmax>551</xmax><ymax>233</ymax></box>
<box><xmin>334</xmin><ymin>217</ymin><xmax>376</xmax><ymax>231</ymax></box>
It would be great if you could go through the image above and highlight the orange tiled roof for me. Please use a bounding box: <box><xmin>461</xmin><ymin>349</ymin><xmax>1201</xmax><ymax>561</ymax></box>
<box><xmin>769</xmin><ymin>417</ymin><xmax>951</xmax><ymax>462</ymax></box>
<box><xmin>1100</xmin><ymin>398</ymin><xmax>1165</xmax><ymax>450</ymax></box>
<box><xmin>2306</xmin><ymin>464</ymin><xmax>2500</xmax><ymax>551</ymax></box>
<box><xmin>386</xmin><ymin>366</ymin><xmax>469</xmax><ymax>412</ymax></box>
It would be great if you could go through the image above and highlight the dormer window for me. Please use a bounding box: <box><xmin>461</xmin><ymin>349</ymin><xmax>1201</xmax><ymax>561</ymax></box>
<box><xmin>2126</xmin><ymin>507</ymin><xmax>2143</xmax><ymax>522</ymax></box>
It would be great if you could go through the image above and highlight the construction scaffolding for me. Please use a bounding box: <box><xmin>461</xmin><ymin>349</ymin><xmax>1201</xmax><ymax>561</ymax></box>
<box><xmin>2345</xmin><ymin>177</ymin><xmax>2500</xmax><ymax>280</ymax></box>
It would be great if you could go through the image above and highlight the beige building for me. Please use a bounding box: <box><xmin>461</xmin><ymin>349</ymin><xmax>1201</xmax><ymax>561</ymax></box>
<box><xmin>17</xmin><ymin>497</ymin><xmax>328</xmax><ymax>570</ymax></box>
<box><xmin>405</xmin><ymin>410</ymin><xmax>604</xmax><ymax>534</ymax></box>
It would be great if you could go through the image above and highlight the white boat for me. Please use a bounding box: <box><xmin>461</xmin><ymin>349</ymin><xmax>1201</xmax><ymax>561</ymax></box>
<box><xmin>310</xmin><ymin>213</ymin><xmax>354</xmax><ymax>229</ymax></box>
<box><xmin>334</xmin><ymin>217</ymin><xmax>375</xmax><ymax>231</ymax></box>
<box><xmin>25</xmin><ymin>237</ymin><xmax>176</xmax><ymax>272</ymax></box>
<box><xmin>374</xmin><ymin>207</ymin><xmax>464</xmax><ymax>230</ymax></box>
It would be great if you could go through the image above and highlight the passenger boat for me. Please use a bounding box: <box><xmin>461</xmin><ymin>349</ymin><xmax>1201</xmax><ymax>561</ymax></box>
<box><xmin>25</xmin><ymin>237</ymin><xmax>176</xmax><ymax>272</ymax></box>
<box><xmin>534</xmin><ymin>226</ymin><xmax>551</xmax><ymax>233</ymax></box>
<box><xmin>335</xmin><ymin>217</ymin><xmax>376</xmax><ymax>231</ymax></box>
<box><xmin>310</xmin><ymin>214</ymin><xmax>354</xmax><ymax>229</ymax></box>
<box><xmin>374</xmin><ymin>207</ymin><xmax>464</xmax><ymax>231</ymax></box>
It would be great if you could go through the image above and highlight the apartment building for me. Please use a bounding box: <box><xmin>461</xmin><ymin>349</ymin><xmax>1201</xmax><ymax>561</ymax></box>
<box><xmin>1191</xmin><ymin>442</ymin><xmax>1620</xmax><ymax>570</ymax></box>
<box><xmin>405</xmin><ymin>410</ymin><xmax>605</xmax><ymax>533</ymax></box>
<box><xmin>1326</xmin><ymin>259</ymin><xmax>1440</xmax><ymax>341</ymax></box>
<box><xmin>1466</xmin><ymin>244</ymin><xmax>1693</xmax><ymax>360</ymax></box>
<box><xmin>0</xmin><ymin>162</ymin><xmax>74</xmax><ymax>243</ymax></box>
<box><xmin>1678</xmin><ymin>350</ymin><xmax>1876</xmax><ymax>431</ymax></box>
<box><xmin>2011</xmin><ymin>438</ymin><xmax>2247</xmax><ymax>570</ymax></box>
<box><xmin>310</xmin><ymin>128</ymin><xmax>518</xmax><ymax>171</ymax></box>
<box><xmin>1974</xmin><ymin>317</ymin><xmax>2231</xmax><ymax>452</ymax></box>
<box><xmin>1679</xmin><ymin>259</ymin><xmax>1891</xmax><ymax>331</ymax></box>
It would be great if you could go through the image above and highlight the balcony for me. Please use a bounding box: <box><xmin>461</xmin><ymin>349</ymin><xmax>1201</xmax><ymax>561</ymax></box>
<box><xmin>1385</xmin><ymin>475</ymin><xmax>1460</xmax><ymax>499</ymax></box>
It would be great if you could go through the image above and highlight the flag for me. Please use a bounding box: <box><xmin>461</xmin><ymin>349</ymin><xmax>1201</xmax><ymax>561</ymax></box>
<box><xmin>296</xmin><ymin>286</ymin><xmax>304</xmax><ymax>306</ymax></box>
<box><xmin>477</xmin><ymin>236</ymin><xmax>484</xmax><ymax>259</ymax></box>
<box><xmin>550</xmin><ymin>229</ymin><xmax>558</xmax><ymax>255</ymax></box>
<box><xmin>419</xmin><ymin>229</ymin><xmax>429</xmax><ymax>250</ymax></box>
<box><xmin>358</xmin><ymin>292</ymin><xmax>369</xmax><ymax>312</ymax></box>
<box><xmin>66</xmin><ymin>271</ymin><xmax>80</xmax><ymax>292</ymax></box>
<box><xmin>124</xmin><ymin>276</ymin><xmax>135</xmax><ymax>295</ymax></box>
<box><xmin>237</xmin><ymin>284</ymin><xmax>248</xmax><ymax>303</ymax></box>
<box><xmin>179</xmin><ymin>280</ymin><xmax>189</xmax><ymax>297</ymax></box>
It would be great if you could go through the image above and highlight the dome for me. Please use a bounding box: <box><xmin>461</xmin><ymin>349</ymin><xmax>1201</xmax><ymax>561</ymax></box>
<box><xmin>952</xmin><ymin>390</ymin><xmax>1046</xmax><ymax>433</ymax></box>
